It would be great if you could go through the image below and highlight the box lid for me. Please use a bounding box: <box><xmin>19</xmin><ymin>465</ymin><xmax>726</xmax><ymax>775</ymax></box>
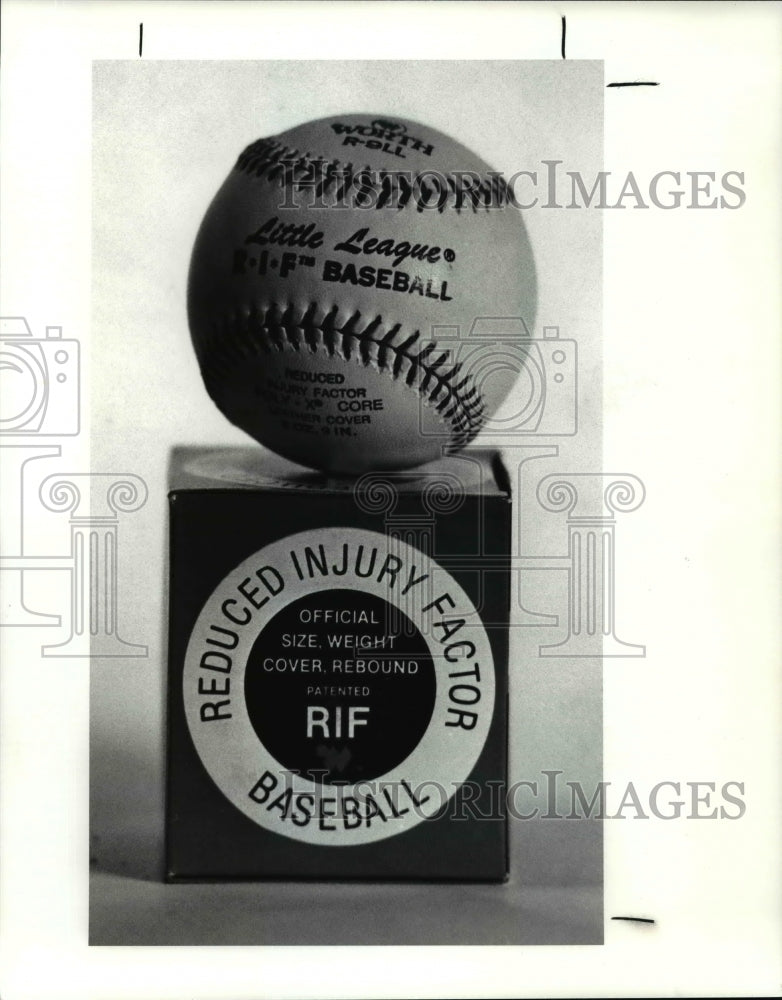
<box><xmin>168</xmin><ymin>446</ymin><xmax>510</xmax><ymax>498</ymax></box>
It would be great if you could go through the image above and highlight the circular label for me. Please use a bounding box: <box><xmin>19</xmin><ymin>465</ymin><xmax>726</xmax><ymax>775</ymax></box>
<box><xmin>244</xmin><ymin>589</ymin><xmax>436</xmax><ymax>784</ymax></box>
<box><xmin>183</xmin><ymin>527</ymin><xmax>494</xmax><ymax>846</ymax></box>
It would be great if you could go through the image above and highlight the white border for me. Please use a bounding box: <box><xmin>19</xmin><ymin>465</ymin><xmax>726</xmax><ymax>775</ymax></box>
<box><xmin>2</xmin><ymin>2</ymin><xmax>780</xmax><ymax>998</ymax></box>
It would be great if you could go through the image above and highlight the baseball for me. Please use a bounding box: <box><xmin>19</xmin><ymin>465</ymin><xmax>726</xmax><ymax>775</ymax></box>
<box><xmin>188</xmin><ymin>113</ymin><xmax>536</xmax><ymax>474</ymax></box>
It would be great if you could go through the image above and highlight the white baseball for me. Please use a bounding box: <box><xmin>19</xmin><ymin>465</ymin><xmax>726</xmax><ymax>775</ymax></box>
<box><xmin>188</xmin><ymin>113</ymin><xmax>536</xmax><ymax>474</ymax></box>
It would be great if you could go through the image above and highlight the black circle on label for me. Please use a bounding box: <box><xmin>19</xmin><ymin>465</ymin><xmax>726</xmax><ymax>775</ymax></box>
<box><xmin>244</xmin><ymin>589</ymin><xmax>436</xmax><ymax>785</ymax></box>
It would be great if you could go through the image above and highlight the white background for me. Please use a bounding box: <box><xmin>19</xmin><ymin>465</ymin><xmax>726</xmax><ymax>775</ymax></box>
<box><xmin>1</xmin><ymin>1</ymin><xmax>780</xmax><ymax>997</ymax></box>
<box><xmin>87</xmin><ymin>56</ymin><xmax>603</xmax><ymax>947</ymax></box>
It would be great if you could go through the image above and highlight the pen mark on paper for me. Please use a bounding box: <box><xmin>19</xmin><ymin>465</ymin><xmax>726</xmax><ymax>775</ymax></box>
<box><xmin>611</xmin><ymin>916</ymin><xmax>656</xmax><ymax>924</ymax></box>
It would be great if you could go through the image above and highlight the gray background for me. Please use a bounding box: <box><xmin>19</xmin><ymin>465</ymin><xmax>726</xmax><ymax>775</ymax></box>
<box><xmin>90</xmin><ymin>59</ymin><xmax>603</xmax><ymax>945</ymax></box>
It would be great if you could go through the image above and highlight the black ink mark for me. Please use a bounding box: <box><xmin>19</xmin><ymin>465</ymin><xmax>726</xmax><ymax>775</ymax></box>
<box><xmin>611</xmin><ymin>916</ymin><xmax>656</xmax><ymax>924</ymax></box>
<box><xmin>607</xmin><ymin>82</ymin><xmax>659</xmax><ymax>88</ymax></box>
<box><xmin>139</xmin><ymin>23</ymin><xmax>143</xmax><ymax>58</ymax></box>
<box><xmin>561</xmin><ymin>16</ymin><xmax>566</xmax><ymax>59</ymax></box>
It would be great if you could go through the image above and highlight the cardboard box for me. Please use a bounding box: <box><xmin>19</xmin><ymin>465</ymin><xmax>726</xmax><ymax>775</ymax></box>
<box><xmin>166</xmin><ymin>446</ymin><xmax>511</xmax><ymax>880</ymax></box>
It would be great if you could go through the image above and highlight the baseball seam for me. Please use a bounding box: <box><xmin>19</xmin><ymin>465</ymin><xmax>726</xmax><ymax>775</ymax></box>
<box><xmin>197</xmin><ymin>304</ymin><xmax>487</xmax><ymax>450</ymax></box>
<box><xmin>234</xmin><ymin>137</ymin><xmax>512</xmax><ymax>214</ymax></box>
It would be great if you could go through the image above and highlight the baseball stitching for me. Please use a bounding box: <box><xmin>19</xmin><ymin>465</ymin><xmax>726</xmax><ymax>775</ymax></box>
<box><xmin>196</xmin><ymin>303</ymin><xmax>487</xmax><ymax>451</ymax></box>
<box><xmin>234</xmin><ymin>137</ymin><xmax>514</xmax><ymax>214</ymax></box>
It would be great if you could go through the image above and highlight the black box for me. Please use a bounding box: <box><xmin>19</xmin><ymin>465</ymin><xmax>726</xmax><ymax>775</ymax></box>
<box><xmin>166</xmin><ymin>447</ymin><xmax>511</xmax><ymax>881</ymax></box>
